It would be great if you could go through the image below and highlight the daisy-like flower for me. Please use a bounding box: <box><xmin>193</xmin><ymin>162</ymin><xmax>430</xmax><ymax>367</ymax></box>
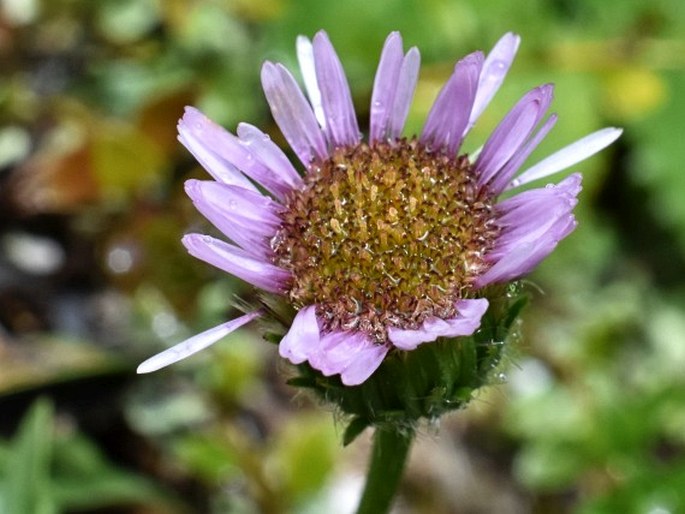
<box><xmin>138</xmin><ymin>31</ymin><xmax>621</xmax><ymax>387</ymax></box>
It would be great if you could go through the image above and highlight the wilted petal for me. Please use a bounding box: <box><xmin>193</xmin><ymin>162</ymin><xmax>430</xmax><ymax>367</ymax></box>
<box><xmin>137</xmin><ymin>311</ymin><xmax>262</xmax><ymax>373</ymax></box>
<box><xmin>261</xmin><ymin>61</ymin><xmax>328</xmax><ymax>167</ymax></box>
<box><xmin>312</xmin><ymin>31</ymin><xmax>360</xmax><ymax>148</ymax></box>
<box><xmin>511</xmin><ymin>127</ymin><xmax>623</xmax><ymax>188</ymax></box>
<box><xmin>388</xmin><ymin>299</ymin><xmax>489</xmax><ymax>351</ymax></box>
<box><xmin>183</xmin><ymin>234</ymin><xmax>290</xmax><ymax>294</ymax></box>
<box><xmin>279</xmin><ymin>305</ymin><xmax>321</xmax><ymax>364</ymax></box>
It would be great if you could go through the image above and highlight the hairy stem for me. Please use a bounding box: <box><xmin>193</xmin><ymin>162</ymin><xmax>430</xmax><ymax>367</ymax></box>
<box><xmin>355</xmin><ymin>427</ymin><xmax>414</xmax><ymax>514</ymax></box>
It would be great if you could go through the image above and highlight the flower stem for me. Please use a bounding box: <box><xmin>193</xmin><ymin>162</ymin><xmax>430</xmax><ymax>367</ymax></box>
<box><xmin>355</xmin><ymin>427</ymin><xmax>414</xmax><ymax>514</ymax></box>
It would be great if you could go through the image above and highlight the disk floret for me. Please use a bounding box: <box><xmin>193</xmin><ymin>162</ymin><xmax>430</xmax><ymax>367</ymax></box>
<box><xmin>272</xmin><ymin>139</ymin><xmax>500</xmax><ymax>341</ymax></box>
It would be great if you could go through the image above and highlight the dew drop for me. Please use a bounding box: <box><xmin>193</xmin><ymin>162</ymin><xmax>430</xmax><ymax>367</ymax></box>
<box><xmin>492</xmin><ymin>59</ymin><xmax>507</xmax><ymax>72</ymax></box>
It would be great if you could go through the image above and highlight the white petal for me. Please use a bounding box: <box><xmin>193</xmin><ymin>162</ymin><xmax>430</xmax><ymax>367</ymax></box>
<box><xmin>297</xmin><ymin>35</ymin><xmax>326</xmax><ymax>129</ymax></box>
<box><xmin>511</xmin><ymin>127</ymin><xmax>623</xmax><ymax>188</ymax></box>
<box><xmin>137</xmin><ymin>311</ymin><xmax>262</xmax><ymax>373</ymax></box>
<box><xmin>467</xmin><ymin>32</ymin><xmax>521</xmax><ymax>131</ymax></box>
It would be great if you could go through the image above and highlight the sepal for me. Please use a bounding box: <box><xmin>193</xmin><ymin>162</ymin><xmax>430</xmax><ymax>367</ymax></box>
<box><xmin>273</xmin><ymin>283</ymin><xmax>527</xmax><ymax>444</ymax></box>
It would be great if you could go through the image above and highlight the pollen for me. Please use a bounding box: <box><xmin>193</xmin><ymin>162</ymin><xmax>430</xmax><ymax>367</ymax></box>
<box><xmin>272</xmin><ymin>139</ymin><xmax>500</xmax><ymax>341</ymax></box>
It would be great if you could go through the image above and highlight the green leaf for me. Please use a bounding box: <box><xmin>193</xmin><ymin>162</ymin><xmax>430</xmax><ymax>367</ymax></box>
<box><xmin>2</xmin><ymin>399</ymin><xmax>57</xmax><ymax>514</ymax></box>
<box><xmin>50</xmin><ymin>432</ymin><xmax>171</xmax><ymax>511</ymax></box>
<box><xmin>343</xmin><ymin>417</ymin><xmax>370</xmax><ymax>447</ymax></box>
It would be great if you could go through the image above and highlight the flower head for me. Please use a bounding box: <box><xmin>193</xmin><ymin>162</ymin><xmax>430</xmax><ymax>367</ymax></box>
<box><xmin>138</xmin><ymin>31</ymin><xmax>621</xmax><ymax>390</ymax></box>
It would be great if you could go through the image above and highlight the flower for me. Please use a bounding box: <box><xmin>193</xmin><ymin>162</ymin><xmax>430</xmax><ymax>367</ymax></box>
<box><xmin>137</xmin><ymin>31</ymin><xmax>621</xmax><ymax>387</ymax></box>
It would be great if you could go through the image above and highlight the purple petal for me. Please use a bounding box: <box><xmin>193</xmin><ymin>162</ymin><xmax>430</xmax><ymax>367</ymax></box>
<box><xmin>488</xmin><ymin>114</ymin><xmax>558</xmax><ymax>195</ymax></box>
<box><xmin>387</xmin><ymin>47</ymin><xmax>420</xmax><ymax>140</ymax></box>
<box><xmin>476</xmin><ymin>84</ymin><xmax>554</xmax><ymax>188</ymax></box>
<box><xmin>261</xmin><ymin>61</ymin><xmax>328</xmax><ymax>167</ymax></box>
<box><xmin>369</xmin><ymin>32</ymin><xmax>404</xmax><ymax>144</ymax></box>
<box><xmin>476</xmin><ymin>174</ymin><xmax>582</xmax><ymax>286</ymax></box>
<box><xmin>309</xmin><ymin>331</ymin><xmax>365</xmax><ymax>376</ymax></box>
<box><xmin>312</xmin><ymin>31</ymin><xmax>360</xmax><ymax>148</ymax></box>
<box><xmin>178</xmin><ymin>109</ymin><xmax>257</xmax><ymax>192</ymax></box>
<box><xmin>476</xmin><ymin>228</ymin><xmax>570</xmax><ymax>287</ymax></box>
<box><xmin>421</xmin><ymin>51</ymin><xmax>483</xmax><ymax>155</ymax></box>
<box><xmin>511</xmin><ymin>127</ymin><xmax>623</xmax><ymax>189</ymax></box>
<box><xmin>280</xmin><ymin>310</ymin><xmax>388</xmax><ymax>386</ymax></box>
<box><xmin>137</xmin><ymin>310</ymin><xmax>262</xmax><ymax>373</ymax></box>
<box><xmin>237</xmin><ymin>123</ymin><xmax>303</xmax><ymax>191</ymax></box>
<box><xmin>184</xmin><ymin>179</ymin><xmax>282</xmax><ymax>258</ymax></box>
<box><xmin>387</xmin><ymin>299</ymin><xmax>489</xmax><ymax>351</ymax></box>
<box><xmin>296</xmin><ymin>35</ymin><xmax>326</xmax><ymax>128</ymax></box>
<box><xmin>339</xmin><ymin>342</ymin><xmax>388</xmax><ymax>386</ymax></box>
<box><xmin>183</xmin><ymin>233</ymin><xmax>290</xmax><ymax>294</ymax></box>
<box><xmin>309</xmin><ymin>330</ymin><xmax>388</xmax><ymax>386</ymax></box>
<box><xmin>493</xmin><ymin>176</ymin><xmax>580</xmax><ymax>245</ymax></box>
<box><xmin>466</xmin><ymin>32</ymin><xmax>521</xmax><ymax>133</ymax></box>
<box><xmin>279</xmin><ymin>305</ymin><xmax>321</xmax><ymax>365</ymax></box>
<box><xmin>180</xmin><ymin>107</ymin><xmax>294</xmax><ymax>200</ymax></box>
<box><xmin>498</xmin><ymin>173</ymin><xmax>582</xmax><ymax>213</ymax></box>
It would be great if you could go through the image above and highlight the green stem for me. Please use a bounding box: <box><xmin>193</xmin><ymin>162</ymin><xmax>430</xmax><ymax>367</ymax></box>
<box><xmin>355</xmin><ymin>427</ymin><xmax>414</xmax><ymax>514</ymax></box>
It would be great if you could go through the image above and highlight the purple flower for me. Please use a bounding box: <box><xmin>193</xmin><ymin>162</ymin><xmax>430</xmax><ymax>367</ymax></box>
<box><xmin>138</xmin><ymin>31</ymin><xmax>621</xmax><ymax>386</ymax></box>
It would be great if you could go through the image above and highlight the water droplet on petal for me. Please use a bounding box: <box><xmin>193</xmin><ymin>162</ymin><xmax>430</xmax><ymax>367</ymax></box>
<box><xmin>492</xmin><ymin>59</ymin><xmax>507</xmax><ymax>72</ymax></box>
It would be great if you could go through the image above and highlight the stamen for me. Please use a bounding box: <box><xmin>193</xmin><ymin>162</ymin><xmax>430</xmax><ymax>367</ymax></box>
<box><xmin>272</xmin><ymin>138</ymin><xmax>500</xmax><ymax>341</ymax></box>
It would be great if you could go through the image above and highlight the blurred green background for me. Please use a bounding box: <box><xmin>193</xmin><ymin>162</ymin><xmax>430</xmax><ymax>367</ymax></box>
<box><xmin>1</xmin><ymin>0</ymin><xmax>684</xmax><ymax>512</ymax></box>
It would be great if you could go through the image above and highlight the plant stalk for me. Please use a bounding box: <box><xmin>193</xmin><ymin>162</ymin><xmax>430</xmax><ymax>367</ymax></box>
<box><xmin>355</xmin><ymin>427</ymin><xmax>414</xmax><ymax>514</ymax></box>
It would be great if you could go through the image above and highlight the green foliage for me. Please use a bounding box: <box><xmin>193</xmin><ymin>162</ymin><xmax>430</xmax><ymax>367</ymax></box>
<box><xmin>0</xmin><ymin>399</ymin><xmax>55</xmax><ymax>514</ymax></box>
<box><xmin>2</xmin><ymin>0</ymin><xmax>685</xmax><ymax>512</ymax></box>
<box><xmin>0</xmin><ymin>399</ymin><xmax>172</xmax><ymax>514</ymax></box>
